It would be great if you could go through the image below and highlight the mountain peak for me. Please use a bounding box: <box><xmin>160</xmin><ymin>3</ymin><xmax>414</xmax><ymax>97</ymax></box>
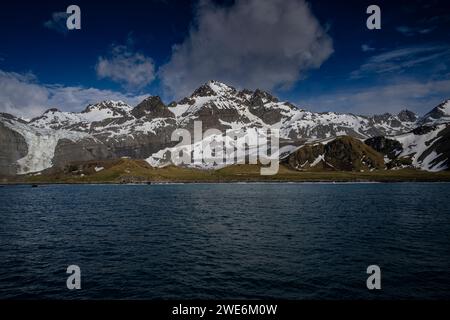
<box><xmin>208</xmin><ymin>80</ymin><xmax>236</xmax><ymax>93</ymax></box>
<box><xmin>437</xmin><ymin>99</ymin><xmax>450</xmax><ymax>114</ymax></box>
<box><xmin>251</xmin><ymin>89</ymin><xmax>279</xmax><ymax>103</ymax></box>
<box><xmin>397</xmin><ymin>109</ymin><xmax>418</xmax><ymax>122</ymax></box>
<box><xmin>43</xmin><ymin>108</ymin><xmax>61</xmax><ymax>114</ymax></box>
<box><xmin>420</xmin><ymin>99</ymin><xmax>450</xmax><ymax>125</ymax></box>
<box><xmin>83</xmin><ymin>100</ymin><xmax>130</xmax><ymax>113</ymax></box>
<box><xmin>131</xmin><ymin>96</ymin><xmax>174</xmax><ymax>119</ymax></box>
<box><xmin>191</xmin><ymin>80</ymin><xmax>236</xmax><ymax>98</ymax></box>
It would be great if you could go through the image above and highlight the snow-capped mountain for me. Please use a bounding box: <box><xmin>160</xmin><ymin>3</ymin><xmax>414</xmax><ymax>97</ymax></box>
<box><xmin>419</xmin><ymin>100</ymin><xmax>450</xmax><ymax>125</ymax></box>
<box><xmin>0</xmin><ymin>80</ymin><xmax>449</xmax><ymax>175</ymax></box>
<box><xmin>165</xmin><ymin>81</ymin><xmax>417</xmax><ymax>140</ymax></box>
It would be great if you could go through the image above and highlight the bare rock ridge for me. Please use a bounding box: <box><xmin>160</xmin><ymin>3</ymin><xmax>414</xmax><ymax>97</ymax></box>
<box><xmin>0</xmin><ymin>80</ymin><xmax>449</xmax><ymax>176</ymax></box>
<box><xmin>131</xmin><ymin>96</ymin><xmax>175</xmax><ymax>119</ymax></box>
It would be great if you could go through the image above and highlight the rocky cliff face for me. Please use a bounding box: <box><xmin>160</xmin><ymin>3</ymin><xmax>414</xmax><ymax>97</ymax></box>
<box><xmin>0</xmin><ymin>80</ymin><xmax>448</xmax><ymax>176</ymax></box>
<box><xmin>52</xmin><ymin>138</ymin><xmax>114</xmax><ymax>169</ymax></box>
<box><xmin>0</xmin><ymin>118</ymin><xmax>28</xmax><ymax>175</ymax></box>
<box><xmin>365</xmin><ymin>136</ymin><xmax>403</xmax><ymax>160</ymax></box>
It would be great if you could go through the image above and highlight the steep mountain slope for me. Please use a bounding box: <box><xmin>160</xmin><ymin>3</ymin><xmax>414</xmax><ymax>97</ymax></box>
<box><xmin>367</xmin><ymin>124</ymin><xmax>450</xmax><ymax>172</ymax></box>
<box><xmin>0</xmin><ymin>115</ymin><xmax>28</xmax><ymax>175</ymax></box>
<box><xmin>419</xmin><ymin>100</ymin><xmax>450</xmax><ymax>125</ymax></box>
<box><xmin>286</xmin><ymin>136</ymin><xmax>385</xmax><ymax>171</ymax></box>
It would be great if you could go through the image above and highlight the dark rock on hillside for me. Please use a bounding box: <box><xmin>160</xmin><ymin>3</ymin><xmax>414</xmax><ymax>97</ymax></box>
<box><xmin>131</xmin><ymin>96</ymin><xmax>175</xmax><ymax>119</ymax></box>
<box><xmin>324</xmin><ymin>137</ymin><xmax>385</xmax><ymax>171</ymax></box>
<box><xmin>0</xmin><ymin>122</ymin><xmax>28</xmax><ymax>175</ymax></box>
<box><xmin>191</xmin><ymin>84</ymin><xmax>217</xmax><ymax>97</ymax></box>
<box><xmin>369</xmin><ymin>113</ymin><xmax>402</xmax><ymax>129</ymax></box>
<box><xmin>177</xmin><ymin>97</ymin><xmax>195</xmax><ymax>106</ymax></box>
<box><xmin>52</xmin><ymin>138</ymin><xmax>114</xmax><ymax>168</ymax></box>
<box><xmin>398</xmin><ymin>110</ymin><xmax>418</xmax><ymax>122</ymax></box>
<box><xmin>248</xmin><ymin>91</ymin><xmax>289</xmax><ymax>125</ymax></box>
<box><xmin>365</xmin><ymin>136</ymin><xmax>403</xmax><ymax>159</ymax></box>
<box><xmin>103</xmin><ymin>127</ymin><xmax>179</xmax><ymax>159</ymax></box>
<box><xmin>182</xmin><ymin>102</ymin><xmax>251</xmax><ymax>133</ymax></box>
<box><xmin>412</xmin><ymin>125</ymin><xmax>437</xmax><ymax>135</ymax></box>
<box><xmin>250</xmin><ymin>89</ymin><xmax>279</xmax><ymax>104</ymax></box>
<box><xmin>287</xmin><ymin>136</ymin><xmax>384</xmax><ymax>171</ymax></box>
<box><xmin>0</xmin><ymin>112</ymin><xmax>27</xmax><ymax>124</ymax></box>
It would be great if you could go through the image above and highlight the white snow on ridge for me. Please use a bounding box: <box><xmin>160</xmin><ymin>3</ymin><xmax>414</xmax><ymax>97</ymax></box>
<box><xmin>29</xmin><ymin>100</ymin><xmax>133</xmax><ymax>129</ymax></box>
<box><xmin>420</xmin><ymin>151</ymin><xmax>446</xmax><ymax>172</ymax></box>
<box><xmin>29</xmin><ymin>110</ymin><xmax>84</xmax><ymax>129</ymax></box>
<box><xmin>26</xmin><ymin>81</ymin><xmax>422</xmax><ymax>143</ymax></box>
<box><xmin>419</xmin><ymin>100</ymin><xmax>450</xmax><ymax>125</ymax></box>
<box><xmin>169</xmin><ymin>103</ymin><xmax>190</xmax><ymax>118</ymax></box>
<box><xmin>433</xmin><ymin>100</ymin><xmax>450</xmax><ymax>124</ymax></box>
<box><xmin>82</xmin><ymin>100</ymin><xmax>132</xmax><ymax>122</ymax></box>
<box><xmin>133</xmin><ymin>118</ymin><xmax>172</xmax><ymax>134</ymax></box>
<box><xmin>310</xmin><ymin>154</ymin><xmax>325</xmax><ymax>167</ymax></box>
<box><xmin>81</xmin><ymin>108</ymin><xmax>121</xmax><ymax>122</ymax></box>
<box><xmin>439</xmin><ymin>100</ymin><xmax>450</xmax><ymax>115</ymax></box>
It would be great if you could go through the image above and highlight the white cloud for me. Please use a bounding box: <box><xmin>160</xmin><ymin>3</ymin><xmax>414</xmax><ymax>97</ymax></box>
<box><xmin>351</xmin><ymin>45</ymin><xmax>450</xmax><ymax>79</ymax></box>
<box><xmin>44</xmin><ymin>12</ymin><xmax>69</xmax><ymax>34</ymax></box>
<box><xmin>301</xmin><ymin>79</ymin><xmax>450</xmax><ymax>116</ymax></box>
<box><xmin>0</xmin><ymin>70</ymin><xmax>147</xmax><ymax>119</ymax></box>
<box><xmin>160</xmin><ymin>0</ymin><xmax>333</xmax><ymax>98</ymax></box>
<box><xmin>396</xmin><ymin>26</ymin><xmax>436</xmax><ymax>36</ymax></box>
<box><xmin>96</xmin><ymin>44</ymin><xmax>156</xmax><ymax>90</ymax></box>
<box><xmin>361</xmin><ymin>44</ymin><xmax>375</xmax><ymax>52</ymax></box>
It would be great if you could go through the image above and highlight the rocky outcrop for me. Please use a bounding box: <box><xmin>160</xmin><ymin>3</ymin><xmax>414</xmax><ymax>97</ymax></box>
<box><xmin>131</xmin><ymin>96</ymin><xmax>175</xmax><ymax>119</ymax></box>
<box><xmin>52</xmin><ymin>138</ymin><xmax>114</xmax><ymax>168</ymax></box>
<box><xmin>248</xmin><ymin>90</ymin><xmax>290</xmax><ymax>125</ymax></box>
<box><xmin>0</xmin><ymin>122</ymin><xmax>28</xmax><ymax>175</ymax></box>
<box><xmin>365</xmin><ymin>136</ymin><xmax>403</xmax><ymax>159</ymax></box>
<box><xmin>103</xmin><ymin>127</ymin><xmax>178</xmax><ymax>159</ymax></box>
<box><xmin>287</xmin><ymin>136</ymin><xmax>385</xmax><ymax>171</ymax></box>
<box><xmin>398</xmin><ymin>110</ymin><xmax>418</xmax><ymax>123</ymax></box>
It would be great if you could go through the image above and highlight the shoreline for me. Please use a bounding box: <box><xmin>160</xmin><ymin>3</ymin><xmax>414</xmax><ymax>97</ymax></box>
<box><xmin>2</xmin><ymin>161</ymin><xmax>450</xmax><ymax>185</ymax></box>
<box><xmin>2</xmin><ymin>179</ymin><xmax>450</xmax><ymax>186</ymax></box>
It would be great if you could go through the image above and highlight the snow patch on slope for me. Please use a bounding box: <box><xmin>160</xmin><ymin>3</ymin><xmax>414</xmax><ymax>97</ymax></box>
<box><xmin>393</xmin><ymin>124</ymin><xmax>447</xmax><ymax>171</ymax></box>
<box><xmin>146</xmin><ymin>128</ymin><xmax>294</xmax><ymax>170</ymax></box>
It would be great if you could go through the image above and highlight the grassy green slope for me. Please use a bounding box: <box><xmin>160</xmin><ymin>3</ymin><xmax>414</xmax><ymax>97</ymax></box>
<box><xmin>2</xmin><ymin>158</ymin><xmax>450</xmax><ymax>184</ymax></box>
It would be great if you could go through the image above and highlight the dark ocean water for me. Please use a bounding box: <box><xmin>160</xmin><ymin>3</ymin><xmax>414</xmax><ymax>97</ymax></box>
<box><xmin>0</xmin><ymin>183</ymin><xmax>449</xmax><ymax>300</ymax></box>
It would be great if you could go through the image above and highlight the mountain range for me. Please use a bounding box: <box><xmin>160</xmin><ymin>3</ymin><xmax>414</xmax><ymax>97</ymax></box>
<box><xmin>1</xmin><ymin>80</ymin><xmax>449</xmax><ymax>177</ymax></box>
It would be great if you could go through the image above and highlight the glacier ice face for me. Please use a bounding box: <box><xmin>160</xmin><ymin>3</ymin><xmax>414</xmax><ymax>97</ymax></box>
<box><xmin>3</xmin><ymin>118</ymin><xmax>89</xmax><ymax>174</ymax></box>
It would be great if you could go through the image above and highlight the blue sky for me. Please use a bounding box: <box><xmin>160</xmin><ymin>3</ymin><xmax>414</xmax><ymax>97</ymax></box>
<box><xmin>1</xmin><ymin>0</ymin><xmax>450</xmax><ymax>118</ymax></box>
